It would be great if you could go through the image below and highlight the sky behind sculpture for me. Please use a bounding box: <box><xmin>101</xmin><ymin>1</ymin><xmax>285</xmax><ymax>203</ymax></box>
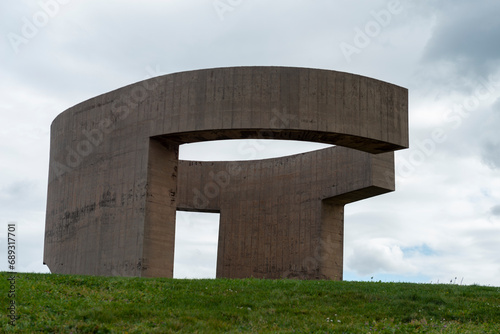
<box><xmin>1</xmin><ymin>0</ymin><xmax>500</xmax><ymax>286</ymax></box>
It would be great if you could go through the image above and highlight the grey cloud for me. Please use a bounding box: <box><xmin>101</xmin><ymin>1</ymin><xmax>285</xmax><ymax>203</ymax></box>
<box><xmin>4</xmin><ymin>180</ymin><xmax>34</xmax><ymax>196</ymax></box>
<box><xmin>491</xmin><ymin>205</ymin><xmax>500</xmax><ymax>216</ymax></box>
<box><xmin>422</xmin><ymin>1</ymin><xmax>500</xmax><ymax>78</ymax></box>
<box><xmin>481</xmin><ymin>141</ymin><xmax>500</xmax><ymax>170</ymax></box>
<box><xmin>477</xmin><ymin>99</ymin><xmax>500</xmax><ymax>169</ymax></box>
<box><xmin>0</xmin><ymin>180</ymin><xmax>46</xmax><ymax>219</ymax></box>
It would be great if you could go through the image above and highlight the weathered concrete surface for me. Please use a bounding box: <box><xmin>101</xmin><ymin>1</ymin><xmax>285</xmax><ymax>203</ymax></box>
<box><xmin>43</xmin><ymin>66</ymin><xmax>408</xmax><ymax>279</ymax></box>
<box><xmin>177</xmin><ymin>147</ymin><xmax>394</xmax><ymax>279</ymax></box>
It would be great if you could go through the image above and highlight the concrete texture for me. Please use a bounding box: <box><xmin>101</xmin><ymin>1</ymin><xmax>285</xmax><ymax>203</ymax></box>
<box><xmin>44</xmin><ymin>66</ymin><xmax>408</xmax><ymax>279</ymax></box>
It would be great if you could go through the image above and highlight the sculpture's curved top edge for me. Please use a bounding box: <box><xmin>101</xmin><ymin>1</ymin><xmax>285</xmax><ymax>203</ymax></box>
<box><xmin>53</xmin><ymin>66</ymin><xmax>407</xmax><ymax>122</ymax></box>
<box><xmin>50</xmin><ymin>66</ymin><xmax>408</xmax><ymax>152</ymax></box>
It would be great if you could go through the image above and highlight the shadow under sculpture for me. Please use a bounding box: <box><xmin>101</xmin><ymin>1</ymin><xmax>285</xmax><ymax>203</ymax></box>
<box><xmin>43</xmin><ymin>66</ymin><xmax>408</xmax><ymax>280</ymax></box>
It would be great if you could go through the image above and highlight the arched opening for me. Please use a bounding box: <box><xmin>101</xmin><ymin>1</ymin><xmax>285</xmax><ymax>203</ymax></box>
<box><xmin>179</xmin><ymin>139</ymin><xmax>333</xmax><ymax>161</ymax></box>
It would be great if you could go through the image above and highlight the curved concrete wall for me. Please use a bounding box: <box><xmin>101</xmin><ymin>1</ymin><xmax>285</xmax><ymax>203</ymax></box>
<box><xmin>44</xmin><ymin>66</ymin><xmax>408</xmax><ymax>279</ymax></box>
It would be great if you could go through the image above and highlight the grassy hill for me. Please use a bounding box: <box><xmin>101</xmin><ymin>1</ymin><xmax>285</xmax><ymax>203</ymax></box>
<box><xmin>1</xmin><ymin>272</ymin><xmax>499</xmax><ymax>333</ymax></box>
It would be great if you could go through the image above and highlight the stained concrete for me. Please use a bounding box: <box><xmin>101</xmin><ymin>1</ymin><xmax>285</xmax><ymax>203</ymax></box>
<box><xmin>44</xmin><ymin>66</ymin><xmax>408</xmax><ymax>279</ymax></box>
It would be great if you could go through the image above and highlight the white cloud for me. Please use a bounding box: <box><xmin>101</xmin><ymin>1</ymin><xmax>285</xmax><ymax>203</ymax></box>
<box><xmin>346</xmin><ymin>240</ymin><xmax>418</xmax><ymax>276</ymax></box>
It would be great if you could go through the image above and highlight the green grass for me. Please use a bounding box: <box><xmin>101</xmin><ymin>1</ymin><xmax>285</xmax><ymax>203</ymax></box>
<box><xmin>1</xmin><ymin>272</ymin><xmax>499</xmax><ymax>333</ymax></box>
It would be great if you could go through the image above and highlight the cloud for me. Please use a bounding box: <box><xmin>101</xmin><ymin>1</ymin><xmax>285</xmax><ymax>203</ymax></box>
<box><xmin>482</xmin><ymin>141</ymin><xmax>500</xmax><ymax>170</ymax></box>
<box><xmin>421</xmin><ymin>0</ymin><xmax>500</xmax><ymax>79</ymax></box>
<box><xmin>478</xmin><ymin>98</ymin><xmax>500</xmax><ymax>169</ymax></box>
<box><xmin>492</xmin><ymin>204</ymin><xmax>500</xmax><ymax>216</ymax></box>
<box><xmin>347</xmin><ymin>240</ymin><xmax>417</xmax><ymax>276</ymax></box>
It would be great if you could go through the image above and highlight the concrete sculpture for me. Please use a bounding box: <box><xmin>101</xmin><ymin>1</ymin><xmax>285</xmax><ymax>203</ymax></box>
<box><xmin>44</xmin><ymin>66</ymin><xmax>408</xmax><ymax>279</ymax></box>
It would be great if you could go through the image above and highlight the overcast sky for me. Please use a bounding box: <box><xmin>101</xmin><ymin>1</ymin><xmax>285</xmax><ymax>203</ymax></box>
<box><xmin>1</xmin><ymin>0</ymin><xmax>500</xmax><ymax>286</ymax></box>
